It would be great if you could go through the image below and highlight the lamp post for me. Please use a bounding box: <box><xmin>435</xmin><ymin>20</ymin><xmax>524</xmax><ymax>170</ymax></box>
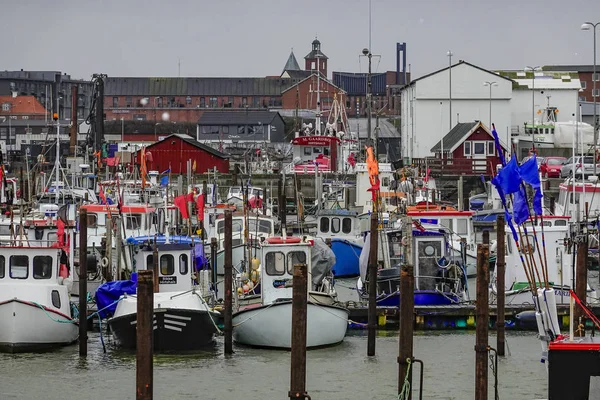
<box><xmin>483</xmin><ymin>81</ymin><xmax>498</xmax><ymax>129</ymax></box>
<box><xmin>448</xmin><ymin>51</ymin><xmax>453</xmax><ymax>130</ymax></box>
<box><xmin>582</xmin><ymin>22</ymin><xmax>599</xmax><ymax>176</ymax></box>
<box><xmin>525</xmin><ymin>66</ymin><xmax>541</xmax><ymax>155</ymax></box>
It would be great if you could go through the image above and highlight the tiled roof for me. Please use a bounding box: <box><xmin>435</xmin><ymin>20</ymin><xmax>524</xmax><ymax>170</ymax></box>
<box><xmin>430</xmin><ymin>122</ymin><xmax>479</xmax><ymax>153</ymax></box>
<box><xmin>104</xmin><ymin>77</ymin><xmax>294</xmax><ymax>97</ymax></box>
<box><xmin>197</xmin><ymin>110</ymin><xmax>283</xmax><ymax>125</ymax></box>
<box><xmin>0</xmin><ymin>95</ymin><xmax>48</xmax><ymax>115</ymax></box>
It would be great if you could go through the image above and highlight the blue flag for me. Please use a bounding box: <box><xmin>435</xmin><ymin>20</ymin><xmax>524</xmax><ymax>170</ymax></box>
<box><xmin>491</xmin><ymin>124</ymin><xmax>506</xmax><ymax>167</ymax></box>
<box><xmin>160</xmin><ymin>168</ymin><xmax>171</xmax><ymax>175</ymax></box>
<box><xmin>160</xmin><ymin>176</ymin><xmax>169</xmax><ymax>186</ymax></box>
<box><xmin>533</xmin><ymin>189</ymin><xmax>543</xmax><ymax>216</ymax></box>
<box><xmin>519</xmin><ymin>155</ymin><xmax>541</xmax><ymax>189</ymax></box>
<box><xmin>513</xmin><ymin>187</ymin><xmax>530</xmax><ymax>225</ymax></box>
<box><xmin>491</xmin><ymin>155</ymin><xmax>521</xmax><ymax>195</ymax></box>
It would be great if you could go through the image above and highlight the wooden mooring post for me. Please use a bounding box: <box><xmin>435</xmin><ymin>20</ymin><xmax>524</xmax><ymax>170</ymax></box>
<box><xmin>575</xmin><ymin>235</ymin><xmax>588</xmax><ymax>337</ymax></box>
<box><xmin>210</xmin><ymin>237</ymin><xmax>218</xmax><ymax>301</ymax></box>
<box><xmin>224</xmin><ymin>210</ymin><xmax>233</xmax><ymax>355</ymax></box>
<box><xmin>78</xmin><ymin>208</ymin><xmax>88</xmax><ymax>357</ymax></box>
<box><xmin>496</xmin><ymin>214</ymin><xmax>506</xmax><ymax>356</ymax></box>
<box><xmin>152</xmin><ymin>238</ymin><xmax>159</xmax><ymax>293</ymax></box>
<box><xmin>289</xmin><ymin>263</ymin><xmax>309</xmax><ymax>400</ymax></box>
<box><xmin>398</xmin><ymin>216</ymin><xmax>415</xmax><ymax>398</ymax></box>
<box><xmin>136</xmin><ymin>270</ymin><xmax>154</xmax><ymax>400</ymax></box>
<box><xmin>475</xmin><ymin>243</ymin><xmax>490</xmax><ymax>400</ymax></box>
<box><xmin>367</xmin><ymin>212</ymin><xmax>378</xmax><ymax>356</ymax></box>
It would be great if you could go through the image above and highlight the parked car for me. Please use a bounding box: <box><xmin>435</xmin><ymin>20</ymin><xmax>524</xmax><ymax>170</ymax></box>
<box><xmin>540</xmin><ymin>156</ymin><xmax>567</xmax><ymax>178</ymax></box>
<box><xmin>521</xmin><ymin>155</ymin><xmax>545</xmax><ymax>169</ymax></box>
<box><xmin>560</xmin><ymin>156</ymin><xmax>599</xmax><ymax>178</ymax></box>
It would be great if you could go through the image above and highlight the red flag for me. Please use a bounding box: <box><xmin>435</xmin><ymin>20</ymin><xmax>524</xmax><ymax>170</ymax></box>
<box><xmin>174</xmin><ymin>195</ymin><xmax>189</xmax><ymax>219</ymax></box>
<box><xmin>57</xmin><ymin>218</ymin><xmax>65</xmax><ymax>247</ymax></box>
<box><xmin>196</xmin><ymin>194</ymin><xmax>205</xmax><ymax>221</ymax></box>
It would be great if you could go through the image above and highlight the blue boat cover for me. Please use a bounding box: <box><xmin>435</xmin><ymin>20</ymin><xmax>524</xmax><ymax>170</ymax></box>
<box><xmin>126</xmin><ymin>235</ymin><xmax>198</xmax><ymax>245</ymax></box>
<box><xmin>95</xmin><ymin>273</ymin><xmax>138</xmax><ymax>318</ymax></box>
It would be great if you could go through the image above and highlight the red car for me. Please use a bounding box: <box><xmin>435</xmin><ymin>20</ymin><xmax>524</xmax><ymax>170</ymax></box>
<box><xmin>540</xmin><ymin>156</ymin><xmax>567</xmax><ymax>178</ymax></box>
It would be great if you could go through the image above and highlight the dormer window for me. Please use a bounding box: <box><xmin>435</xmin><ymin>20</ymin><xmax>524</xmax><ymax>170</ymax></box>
<box><xmin>1</xmin><ymin>103</ymin><xmax>10</xmax><ymax>112</ymax></box>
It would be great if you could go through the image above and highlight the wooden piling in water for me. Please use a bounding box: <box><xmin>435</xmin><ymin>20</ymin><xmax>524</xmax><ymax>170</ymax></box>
<box><xmin>152</xmin><ymin>238</ymin><xmax>159</xmax><ymax>293</ymax></box>
<box><xmin>78</xmin><ymin>208</ymin><xmax>88</xmax><ymax>357</ymax></box>
<box><xmin>398</xmin><ymin>217</ymin><xmax>414</xmax><ymax>398</ymax></box>
<box><xmin>496</xmin><ymin>214</ymin><xmax>506</xmax><ymax>356</ymax></box>
<box><xmin>224</xmin><ymin>210</ymin><xmax>233</xmax><ymax>355</ymax></box>
<box><xmin>136</xmin><ymin>270</ymin><xmax>154</xmax><ymax>400</ymax></box>
<box><xmin>367</xmin><ymin>213</ymin><xmax>378</xmax><ymax>356</ymax></box>
<box><xmin>210</xmin><ymin>237</ymin><xmax>218</xmax><ymax>300</ymax></box>
<box><xmin>289</xmin><ymin>263</ymin><xmax>309</xmax><ymax>400</ymax></box>
<box><xmin>475</xmin><ymin>243</ymin><xmax>490</xmax><ymax>400</ymax></box>
<box><xmin>575</xmin><ymin>236</ymin><xmax>588</xmax><ymax>337</ymax></box>
<box><xmin>279</xmin><ymin>176</ymin><xmax>287</xmax><ymax>233</ymax></box>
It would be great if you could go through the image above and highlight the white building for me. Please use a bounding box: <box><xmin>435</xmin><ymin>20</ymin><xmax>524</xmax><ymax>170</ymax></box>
<box><xmin>400</xmin><ymin>61</ymin><xmax>513</xmax><ymax>160</ymax></box>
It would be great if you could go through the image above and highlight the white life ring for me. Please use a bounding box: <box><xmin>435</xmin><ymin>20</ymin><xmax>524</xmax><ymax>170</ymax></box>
<box><xmin>100</xmin><ymin>257</ymin><xmax>109</xmax><ymax>268</ymax></box>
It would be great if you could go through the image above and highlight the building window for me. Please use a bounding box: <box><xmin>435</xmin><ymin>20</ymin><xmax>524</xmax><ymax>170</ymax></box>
<box><xmin>186</xmin><ymin>96</ymin><xmax>192</xmax><ymax>105</ymax></box>
<box><xmin>473</xmin><ymin>142</ymin><xmax>486</xmax><ymax>155</ymax></box>
<box><xmin>594</xmin><ymin>73</ymin><xmax>599</xmax><ymax>82</ymax></box>
<box><xmin>156</xmin><ymin>97</ymin><xmax>163</xmax><ymax>107</ymax></box>
<box><xmin>179</xmin><ymin>254</ymin><xmax>188</xmax><ymax>275</ymax></box>
<box><xmin>160</xmin><ymin>254</ymin><xmax>174</xmax><ymax>276</ymax></box>
<box><xmin>112</xmin><ymin>97</ymin><xmax>119</xmax><ymax>107</ymax></box>
<box><xmin>594</xmin><ymin>89</ymin><xmax>600</xmax><ymax>98</ymax></box>
<box><xmin>0</xmin><ymin>128</ymin><xmax>6</xmax><ymax>140</ymax></box>
<box><xmin>253</xmin><ymin>97</ymin><xmax>260</xmax><ymax>108</ymax></box>
<box><xmin>1</xmin><ymin>103</ymin><xmax>9</xmax><ymax>111</ymax></box>
<box><xmin>10</xmin><ymin>255</ymin><xmax>28</xmax><ymax>279</ymax></box>
<box><xmin>33</xmin><ymin>256</ymin><xmax>53</xmax><ymax>279</ymax></box>
<box><xmin>209</xmin><ymin>97</ymin><xmax>218</xmax><ymax>108</ymax></box>
<box><xmin>464</xmin><ymin>141</ymin><xmax>471</xmax><ymax>156</ymax></box>
<box><xmin>126</xmin><ymin>96</ymin><xmax>132</xmax><ymax>107</ymax></box>
<box><xmin>581</xmin><ymin>81</ymin><xmax>587</xmax><ymax>89</ymax></box>
<box><xmin>311</xmin><ymin>61</ymin><xmax>316</xmax><ymax>70</ymax></box>
<box><xmin>579</xmin><ymin>96</ymin><xmax>587</xmax><ymax>101</ymax></box>
<box><xmin>242</xmin><ymin>97</ymin><xmax>248</xmax><ymax>107</ymax></box>
<box><xmin>200</xmin><ymin>97</ymin><xmax>206</xmax><ymax>108</ymax></box>
<box><xmin>133</xmin><ymin>114</ymin><xmax>147</xmax><ymax>121</ymax></box>
<box><xmin>237</xmin><ymin>125</ymin><xmax>245</xmax><ymax>135</ymax></box>
<box><xmin>222</xmin><ymin>126</ymin><xmax>229</xmax><ymax>135</ymax></box>
<box><xmin>487</xmin><ymin>141</ymin><xmax>495</xmax><ymax>156</ymax></box>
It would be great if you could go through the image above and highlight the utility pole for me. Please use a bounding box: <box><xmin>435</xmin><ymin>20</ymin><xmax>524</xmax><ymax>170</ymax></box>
<box><xmin>448</xmin><ymin>51</ymin><xmax>453</xmax><ymax>130</ymax></box>
<box><xmin>70</xmin><ymin>85</ymin><xmax>78</xmax><ymax>156</ymax></box>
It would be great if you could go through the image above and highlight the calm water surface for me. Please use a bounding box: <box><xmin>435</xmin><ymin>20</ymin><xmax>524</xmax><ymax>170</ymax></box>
<box><xmin>0</xmin><ymin>330</ymin><xmax>547</xmax><ymax>400</ymax></box>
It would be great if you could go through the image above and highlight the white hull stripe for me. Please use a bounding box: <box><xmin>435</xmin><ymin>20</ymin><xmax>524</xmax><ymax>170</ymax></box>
<box><xmin>164</xmin><ymin>314</ymin><xmax>192</xmax><ymax>321</ymax></box>
<box><xmin>164</xmin><ymin>324</ymin><xmax>183</xmax><ymax>332</ymax></box>
<box><xmin>164</xmin><ymin>319</ymin><xmax>187</xmax><ymax>327</ymax></box>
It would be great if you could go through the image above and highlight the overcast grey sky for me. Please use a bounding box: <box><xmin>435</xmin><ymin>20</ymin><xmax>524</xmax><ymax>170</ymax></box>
<box><xmin>3</xmin><ymin>0</ymin><xmax>600</xmax><ymax>79</ymax></box>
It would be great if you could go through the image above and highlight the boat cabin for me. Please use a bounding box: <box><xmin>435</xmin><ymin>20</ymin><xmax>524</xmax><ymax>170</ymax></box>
<box><xmin>259</xmin><ymin>237</ymin><xmax>312</xmax><ymax>304</ymax></box>
<box><xmin>557</xmin><ymin>179</ymin><xmax>600</xmax><ymax>221</ymax></box>
<box><xmin>132</xmin><ymin>242</ymin><xmax>196</xmax><ymax>293</ymax></box>
<box><xmin>211</xmin><ymin>212</ymin><xmax>274</xmax><ymax>249</ymax></box>
<box><xmin>354</xmin><ymin>162</ymin><xmax>396</xmax><ymax>212</ymax></box>
<box><xmin>287</xmin><ymin>136</ymin><xmax>341</xmax><ymax>174</ymax></box>
<box><xmin>316</xmin><ymin>210</ymin><xmax>359</xmax><ymax>238</ymax></box>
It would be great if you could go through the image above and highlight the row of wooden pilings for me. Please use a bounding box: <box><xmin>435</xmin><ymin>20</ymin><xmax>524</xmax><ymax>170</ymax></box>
<box><xmin>75</xmin><ymin>208</ymin><xmax>512</xmax><ymax>399</ymax></box>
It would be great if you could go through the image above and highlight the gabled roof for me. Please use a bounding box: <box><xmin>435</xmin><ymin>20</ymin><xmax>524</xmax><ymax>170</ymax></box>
<box><xmin>0</xmin><ymin>95</ymin><xmax>48</xmax><ymax>115</ymax></box>
<box><xmin>280</xmin><ymin>73</ymin><xmax>345</xmax><ymax>94</ymax></box>
<box><xmin>149</xmin><ymin>134</ymin><xmax>229</xmax><ymax>159</ymax></box>
<box><xmin>197</xmin><ymin>110</ymin><xmax>283</xmax><ymax>126</ymax></box>
<box><xmin>431</xmin><ymin>122</ymin><xmax>480</xmax><ymax>153</ymax></box>
<box><xmin>281</xmin><ymin>70</ymin><xmax>313</xmax><ymax>80</ymax></box>
<box><xmin>282</xmin><ymin>51</ymin><xmax>301</xmax><ymax>73</ymax></box>
<box><xmin>407</xmin><ymin>60</ymin><xmax>513</xmax><ymax>87</ymax></box>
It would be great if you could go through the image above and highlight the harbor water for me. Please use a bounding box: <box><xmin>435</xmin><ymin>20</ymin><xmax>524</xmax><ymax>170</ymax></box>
<box><xmin>1</xmin><ymin>331</ymin><xmax>546</xmax><ymax>399</ymax></box>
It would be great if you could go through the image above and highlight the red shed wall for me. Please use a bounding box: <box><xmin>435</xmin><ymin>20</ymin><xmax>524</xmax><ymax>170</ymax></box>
<box><xmin>141</xmin><ymin>138</ymin><xmax>229</xmax><ymax>174</ymax></box>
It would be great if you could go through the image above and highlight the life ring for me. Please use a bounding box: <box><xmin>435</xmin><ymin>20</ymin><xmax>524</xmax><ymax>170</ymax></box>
<box><xmin>265</xmin><ymin>236</ymin><xmax>302</xmax><ymax>244</ymax></box>
<box><xmin>100</xmin><ymin>257</ymin><xmax>109</xmax><ymax>268</ymax></box>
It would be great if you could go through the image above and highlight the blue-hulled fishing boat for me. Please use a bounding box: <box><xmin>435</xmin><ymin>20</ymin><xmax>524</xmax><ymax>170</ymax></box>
<box><xmin>329</xmin><ymin>237</ymin><xmax>363</xmax><ymax>277</ymax></box>
<box><xmin>356</xmin><ymin>219</ymin><xmax>468</xmax><ymax>306</ymax></box>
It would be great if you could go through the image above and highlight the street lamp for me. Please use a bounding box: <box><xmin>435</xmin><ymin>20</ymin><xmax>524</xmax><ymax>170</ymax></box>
<box><xmin>525</xmin><ymin>66</ymin><xmax>542</xmax><ymax>154</ymax></box>
<box><xmin>582</xmin><ymin>21</ymin><xmax>599</xmax><ymax>176</ymax></box>
<box><xmin>483</xmin><ymin>81</ymin><xmax>498</xmax><ymax>129</ymax></box>
<box><xmin>448</xmin><ymin>51</ymin><xmax>453</xmax><ymax>130</ymax></box>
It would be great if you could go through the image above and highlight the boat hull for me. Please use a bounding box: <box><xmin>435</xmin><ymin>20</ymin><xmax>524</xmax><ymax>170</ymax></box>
<box><xmin>108</xmin><ymin>308</ymin><xmax>219</xmax><ymax>351</ymax></box>
<box><xmin>490</xmin><ymin>285</ymin><xmax>599</xmax><ymax>306</ymax></box>
<box><xmin>330</xmin><ymin>238</ymin><xmax>362</xmax><ymax>278</ymax></box>
<box><xmin>0</xmin><ymin>299</ymin><xmax>78</xmax><ymax>353</ymax></box>
<box><xmin>363</xmin><ymin>290</ymin><xmax>460</xmax><ymax>307</ymax></box>
<box><xmin>232</xmin><ymin>301</ymin><xmax>348</xmax><ymax>349</ymax></box>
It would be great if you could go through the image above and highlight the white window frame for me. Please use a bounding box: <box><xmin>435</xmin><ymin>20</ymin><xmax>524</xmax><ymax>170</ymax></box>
<box><xmin>472</xmin><ymin>141</ymin><xmax>486</xmax><ymax>156</ymax></box>
<box><xmin>463</xmin><ymin>141</ymin><xmax>471</xmax><ymax>156</ymax></box>
<box><xmin>593</xmin><ymin>88</ymin><xmax>600</xmax><ymax>98</ymax></box>
<box><xmin>594</xmin><ymin>73</ymin><xmax>599</xmax><ymax>82</ymax></box>
<box><xmin>487</xmin><ymin>141</ymin><xmax>495</xmax><ymax>156</ymax></box>
<box><xmin>581</xmin><ymin>81</ymin><xmax>587</xmax><ymax>89</ymax></box>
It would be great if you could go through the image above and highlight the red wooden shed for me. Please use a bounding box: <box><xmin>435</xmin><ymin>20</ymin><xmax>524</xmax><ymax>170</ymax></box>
<box><xmin>137</xmin><ymin>134</ymin><xmax>229</xmax><ymax>174</ymax></box>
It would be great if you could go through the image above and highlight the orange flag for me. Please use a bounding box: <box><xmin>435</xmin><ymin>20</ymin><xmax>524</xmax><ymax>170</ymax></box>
<box><xmin>140</xmin><ymin>147</ymin><xmax>147</xmax><ymax>188</ymax></box>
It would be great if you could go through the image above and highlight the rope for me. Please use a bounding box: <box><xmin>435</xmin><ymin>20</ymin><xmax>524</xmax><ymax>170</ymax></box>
<box><xmin>397</xmin><ymin>358</ymin><xmax>412</xmax><ymax>400</ymax></box>
<box><xmin>232</xmin><ymin>302</ymin><xmax>278</xmax><ymax>327</ymax></box>
<box><xmin>31</xmin><ymin>302</ymin><xmax>76</xmax><ymax>324</ymax></box>
<box><xmin>193</xmin><ymin>292</ymin><xmax>223</xmax><ymax>335</ymax></box>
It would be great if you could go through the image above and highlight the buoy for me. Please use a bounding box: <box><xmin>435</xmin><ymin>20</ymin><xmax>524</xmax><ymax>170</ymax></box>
<box><xmin>242</xmin><ymin>284</ymin><xmax>249</xmax><ymax>293</ymax></box>
<box><xmin>265</xmin><ymin>236</ymin><xmax>302</xmax><ymax>244</ymax></box>
<box><xmin>237</xmin><ymin>287</ymin><xmax>243</xmax><ymax>296</ymax></box>
<box><xmin>100</xmin><ymin>257</ymin><xmax>109</xmax><ymax>268</ymax></box>
<box><xmin>247</xmin><ymin>281</ymin><xmax>254</xmax><ymax>291</ymax></box>
<box><xmin>251</xmin><ymin>258</ymin><xmax>260</xmax><ymax>270</ymax></box>
<box><xmin>250</xmin><ymin>270</ymin><xmax>259</xmax><ymax>282</ymax></box>
<box><xmin>240</xmin><ymin>272</ymin><xmax>249</xmax><ymax>282</ymax></box>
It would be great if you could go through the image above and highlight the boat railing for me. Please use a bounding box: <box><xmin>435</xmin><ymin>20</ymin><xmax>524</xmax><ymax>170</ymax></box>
<box><xmin>376</xmin><ymin>273</ymin><xmax>464</xmax><ymax>295</ymax></box>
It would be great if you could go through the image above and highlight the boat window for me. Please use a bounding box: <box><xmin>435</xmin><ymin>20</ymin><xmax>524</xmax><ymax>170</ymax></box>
<box><xmin>147</xmin><ymin>254</ymin><xmax>154</xmax><ymax>269</ymax></box>
<box><xmin>126</xmin><ymin>215</ymin><xmax>142</xmax><ymax>230</ymax></box>
<box><xmin>248</xmin><ymin>219</ymin><xmax>273</xmax><ymax>234</ymax></box>
<box><xmin>179</xmin><ymin>254</ymin><xmax>188</xmax><ymax>275</ymax></box>
<box><xmin>217</xmin><ymin>220</ymin><xmax>243</xmax><ymax>234</ymax></box>
<box><xmin>554</xmin><ymin>219</ymin><xmax>567</xmax><ymax>226</ymax></box>
<box><xmin>319</xmin><ymin>217</ymin><xmax>329</xmax><ymax>233</ymax></box>
<box><xmin>87</xmin><ymin>213</ymin><xmax>98</xmax><ymax>228</ymax></box>
<box><xmin>287</xmin><ymin>251</ymin><xmax>307</xmax><ymax>274</ymax></box>
<box><xmin>47</xmin><ymin>232</ymin><xmax>58</xmax><ymax>243</ymax></box>
<box><xmin>0</xmin><ymin>256</ymin><xmax>4</xmax><ymax>278</ymax></box>
<box><xmin>541</xmin><ymin>221</ymin><xmax>552</xmax><ymax>227</ymax></box>
<box><xmin>10</xmin><ymin>255</ymin><xmax>28</xmax><ymax>279</ymax></box>
<box><xmin>342</xmin><ymin>218</ymin><xmax>352</xmax><ymax>234</ymax></box>
<box><xmin>456</xmin><ymin>219</ymin><xmax>468</xmax><ymax>235</ymax></box>
<box><xmin>265</xmin><ymin>252</ymin><xmax>285</xmax><ymax>276</ymax></box>
<box><xmin>331</xmin><ymin>218</ymin><xmax>341</xmax><ymax>233</ymax></box>
<box><xmin>506</xmin><ymin>234</ymin><xmax>513</xmax><ymax>254</ymax></box>
<box><xmin>440</xmin><ymin>218</ymin><xmax>453</xmax><ymax>231</ymax></box>
<box><xmin>160</xmin><ymin>254</ymin><xmax>175</xmax><ymax>276</ymax></box>
<box><xmin>51</xmin><ymin>290</ymin><xmax>61</xmax><ymax>309</ymax></box>
<box><xmin>33</xmin><ymin>256</ymin><xmax>53</xmax><ymax>279</ymax></box>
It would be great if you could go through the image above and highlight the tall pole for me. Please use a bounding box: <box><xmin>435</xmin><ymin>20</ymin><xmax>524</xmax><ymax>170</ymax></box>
<box><xmin>448</xmin><ymin>51</ymin><xmax>453</xmax><ymax>131</ymax></box>
<box><xmin>78</xmin><ymin>208</ymin><xmax>88</xmax><ymax>357</ymax></box>
<box><xmin>398</xmin><ymin>216</ymin><xmax>414</xmax><ymax>398</ymax></box>
<box><xmin>484</xmin><ymin>81</ymin><xmax>497</xmax><ymax>129</ymax></box>
<box><xmin>70</xmin><ymin>85</ymin><xmax>78</xmax><ymax>156</ymax></box>
<box><xmin>575</xmin><ymin>235</ymin><xmax>588</xmax><ymax>337</ymax></box>
<box><xmin>583</xmin><ymin>22</ymin><xmax>599</xmax><ymax>176</ymax></box>
<box><xmin>496</xmin><ymin>214</ymin><xmax>506</xmax><ymax>356</ymax></box>
<box><xmin>288</xmin><ymin>263</ymin><xmax>309</xmax><ymax>400</ymax></box>
<box><xmin>136</xmin><ymin>269</ymin><xmax>154</xmax><ymax>400</ymax></box>
<box><xmin>367</xmin><ymin>212</ymin><xmax>378</xmax><ymax>356</ymax></box>
<box><xmin>366</xmin><ymin>50</ymin><xmax>372</xmax><ymax>145</ymax></box>
<box><xmin>525</xmin><ymin>66</ymin><xmax>540</xmax><ymax>154</ymax></box>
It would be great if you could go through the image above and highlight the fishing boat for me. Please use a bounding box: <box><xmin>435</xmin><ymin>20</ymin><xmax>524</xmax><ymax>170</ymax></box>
<box><xmin>356</xmin><ymin>219</ymin><xmax>468</xmax><ymax>306</ymax></box>
<box><xmin>232</xmin><ymin>236</ymin><xmax>348</xmax><ymax>349</ymax></box>
<box><xmin>107</xmin><ymin>240</ymin><xmax>220</xmax><ymax>351</ymax></box>
<box><xmin>0</xmin><ymin>246</ymin><xmax>78</xmax><ymax>352</ymax></box>
<box><xmin>315</xmin><ymin>209</ymin><xmax>362</xmax><ymax>277</ymax></box>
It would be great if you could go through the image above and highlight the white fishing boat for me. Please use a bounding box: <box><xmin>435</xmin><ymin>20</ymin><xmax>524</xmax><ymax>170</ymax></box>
<box><xmin>232</xmin><ymin>236</ymin><xmax>348</xmax><ymax>349</ymax></box>
<box><xmin>108</xmin><ymin>241</ymin><xmax>220</xmax><ymax>351</ymax></box>
<box><xmin>0</xmin><ymin>246</ymin><xmax>77</xmax><ymax>352</ymax></box>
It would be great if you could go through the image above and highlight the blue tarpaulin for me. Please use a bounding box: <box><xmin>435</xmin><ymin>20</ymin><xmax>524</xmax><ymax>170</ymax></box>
<box><xmin>94</xmin><ymin>273</ymin><xmax>138</xmax><ymax>318</ymax></box>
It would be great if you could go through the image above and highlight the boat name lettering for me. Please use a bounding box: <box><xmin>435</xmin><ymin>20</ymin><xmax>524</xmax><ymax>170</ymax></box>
<box><xmin>273</xmin><ymin>278</ymin><xmax>293</xmax><ymax>288</ymax></box>
<box><xmin>159</xmin><ymin>276</ymin><xmax>177</xmax><ymax>284</ymax></box>
<box><xmin>554</xmin><ymin>289</ymin><xmax>570</xmax><ymax>297</ymax></box>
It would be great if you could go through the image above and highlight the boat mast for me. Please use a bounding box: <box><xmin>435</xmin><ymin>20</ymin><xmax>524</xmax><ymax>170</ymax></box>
<box><xmin>316</xmin><ymin>49</ymin><xmax>321</xmax><ymax>136</ymax></box>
